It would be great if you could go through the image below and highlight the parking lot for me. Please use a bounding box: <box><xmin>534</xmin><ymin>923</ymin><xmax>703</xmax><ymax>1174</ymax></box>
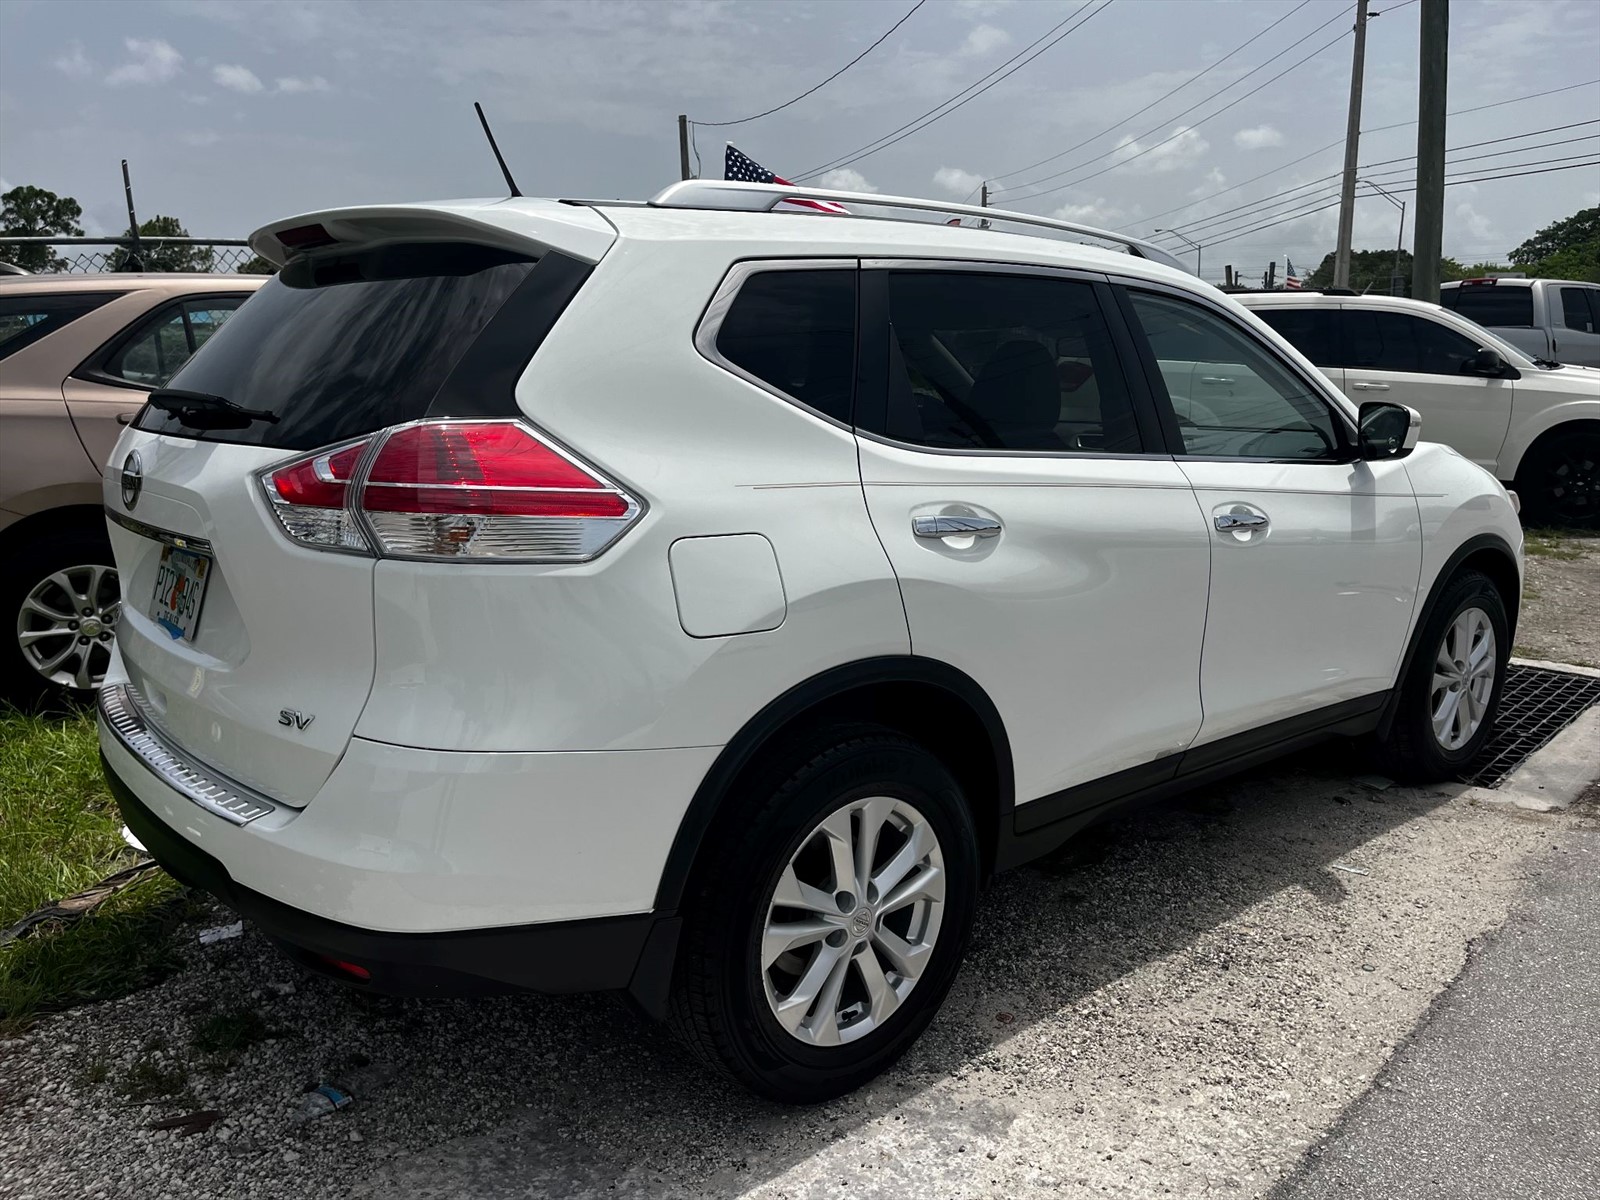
<box><xmin>3</xmin><ymin>718</ymin><xmax>1596</xmax><ymax>1199</ymax></box>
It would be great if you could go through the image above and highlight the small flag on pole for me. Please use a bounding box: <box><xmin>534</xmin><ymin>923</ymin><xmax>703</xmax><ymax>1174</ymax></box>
<box><xmin>1284</xmin><ymin>258</ymin><xmax>1303</xmax><ymax>290</ymax></box>
<box><xmin>725</xmin><ymin>144</ymin><xmax>849</xmax><ymax>214</ymax></box>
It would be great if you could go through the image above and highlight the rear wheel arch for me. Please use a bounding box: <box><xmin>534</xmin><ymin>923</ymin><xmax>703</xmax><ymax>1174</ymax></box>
<box><xmin>1510</xmin><ymin>419</ymin><xmax>1600</xmax><ymax>525</ymax></box>
<box><xmin>1505</xmin><ymin>416</ymin><xmax>1600</xmax><ymax>481</ymax></box>
<box><xmin>653</xmin><ymin>657</ymin><xmax>1013</xmax><ymax>916</ymax></box>
<box><xmin>0</xmin><ymin>503</ymin><xmax>110</xmax><ymax>554</ymax></box>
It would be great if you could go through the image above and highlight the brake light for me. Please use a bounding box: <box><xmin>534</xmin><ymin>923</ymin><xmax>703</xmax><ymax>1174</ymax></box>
<box><xmin>264</xmin><ymin>438</ymin><xmax>372</xmax><ymax>552</ymax></box>
<box><xmin>259</xmin><ymin>421</ymin><xmax>641</xmax><ymax>562</ymax></box>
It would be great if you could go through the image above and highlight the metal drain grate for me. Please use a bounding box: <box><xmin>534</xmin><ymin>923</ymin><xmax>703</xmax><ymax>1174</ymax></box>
<box><xmin>1459</xmin><ymin>665</ymin><xmax>1600</xmax><ymax>787</ymax></box>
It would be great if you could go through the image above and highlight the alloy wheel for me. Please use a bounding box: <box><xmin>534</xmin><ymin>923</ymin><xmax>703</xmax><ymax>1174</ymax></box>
<box><xmin>16</xmin><ymin>564</ymin><xmax>121</xmax><ymax>690</ymax></box>
<box><xmin>1430</xmin><ymin>605</ymin><xmax>1495</xmax><ymax>751</ymax></box>
<box><xmin>1536</xmin><ymin>436</ymin><xmax>1600</xmax><ymax>525</ymax></box>
<box><xmin>760</xmin><ymin>795</ymin><xmax>946</xmax><ymax>1047</ymax></box>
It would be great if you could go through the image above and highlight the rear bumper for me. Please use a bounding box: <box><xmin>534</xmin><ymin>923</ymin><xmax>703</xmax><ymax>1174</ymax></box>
<box><xmin>105</xmin><ymin>750</ymin><xmax>681</xmax><ymax>1007</ymax></box>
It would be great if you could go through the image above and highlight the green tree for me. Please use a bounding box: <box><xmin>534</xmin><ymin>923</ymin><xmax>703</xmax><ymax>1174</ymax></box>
<box><xmin>107</xmin><ymin>215</ymin><xmax>215</xmax><ymax>273</ymax></box>
<box><xmin>1526</xmin><ymin>242</ymin><xmax>1600</xmax><ymax>283</ymax></box>
<box><xmin>1509</xmin><ymin>207</ymin><xmax>1599</xmax><ymax>268</ymax></box>
<box><xmin>238</xmin><ymin>254</ymin><xmax>278</xmax><ymax>275</ymax></box>
<box><xmin>0</xmin><ymin>185</ymin><xmax>85</xmax><ymax>272</ymax></box>
<box><xmin>1303</xmin><ymin>249</ymin><xmax>1468</xmax><ymax>294</ymax></box>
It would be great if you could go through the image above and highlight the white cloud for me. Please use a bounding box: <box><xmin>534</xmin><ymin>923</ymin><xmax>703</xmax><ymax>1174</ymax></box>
<box><xmin>817</xmin><ymin>168</ymin><xmax>878</xmax><ymax>193</ymax></box>
<box><xmin>960</xmin><ymin>24</ymin><xmax>1011</xmax><ymax>57</ymax></box>
<box><xmin>1191</xmin><ymin>167</ymin><xmax>1227</xmax><ymax>197</ymax></box>
<box><xmin>1052</xmin><ymin>198</ymin><xmax>1122</xmax><ymax>225</ymax></box>
<box><xmin>213</xmin><ymin>64</ymin><xmax>264</xmax><ymax>93</ymax></box>
<box><xmin>1454</xmin><ymin>201</ymin><xmax>1497</xmax><ymax>244</ymax></box>
<box><xmin>106</xmin><ymin>38</ymin><xmax>183</xmax><ymax>86</ymax></box>
<box><xmin>933</xmin><ymin>166</ymin><xmax>985</xmax><ymax>197</ymax></box>
<box><xmin>181</xmin><ymin>130</ymin><xmax>222</xmax><ymax>147</ymax></box>
<box><xmin>1110</xmin><ymin>126</ymin><xmax>1209</xmax><ymax>173</ymax></box>
<box><xmin>275</xmin><ymin>75</ymin><xmax>330</xmax><ymax>94</ymax></box>
<box><xmin>53</xmin><ymin>42</ymin><xmax>94</xmax><ymax>79</ymax></box>
<box><xmin>1233</xmin><ymin>124</ymin><xmax>1284</xmax><ymax>150</ymax></box>
<box><xmin>954</xmin><ymin>0</ymin><xmax>1013</xmax><ymax>15</ymax></box>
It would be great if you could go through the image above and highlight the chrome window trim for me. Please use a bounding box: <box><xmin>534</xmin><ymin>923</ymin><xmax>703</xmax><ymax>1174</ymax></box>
<box><xmin>98</xmin><ymin>683</ymin><xmax>278</xmax><ymax>825</ymax></box>
<box><xmin>693</xmin><ymin>258</ymin><xmax>859</xmax><ymax>432</ymax></box>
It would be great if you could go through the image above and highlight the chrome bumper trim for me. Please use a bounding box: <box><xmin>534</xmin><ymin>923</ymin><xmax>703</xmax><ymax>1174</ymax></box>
<box><xmin>98</xmin><ymin>684</ymin><xmax>276</xmax><ymax>825</ymax></box>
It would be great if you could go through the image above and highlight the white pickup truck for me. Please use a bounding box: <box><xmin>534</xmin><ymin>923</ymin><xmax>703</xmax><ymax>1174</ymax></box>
<box><xmin>1440</xmin><ymin>277</ymin><xmax>1600</xmax><ymax>367</ymax></box>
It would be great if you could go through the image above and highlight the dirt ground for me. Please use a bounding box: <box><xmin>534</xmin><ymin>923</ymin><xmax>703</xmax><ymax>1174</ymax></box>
<box><xmin>1515</xmin><ymin>528</ymin><xmax>1600</xmax><ymax>668</ymax></box>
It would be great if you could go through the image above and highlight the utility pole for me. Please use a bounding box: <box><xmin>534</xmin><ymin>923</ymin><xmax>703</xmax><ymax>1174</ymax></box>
<box><xmin>1332</xmin><ymin>0</ymin><xmax>1372</xmax><ymax>290</ymax></box>
<box><xmin>678</xmin><ymin>114</ymin><xmax>692</xmax><ymax>181</ymax></box>
<box><xmin>120</xmin><ymin>159</ymin><xmax>145</xmax><ymax>272</ymax></box>
<box><xmin>980</xmin><ymin>182</ymin><xmax>988</xmax><ymax>207</ymax></box>
<box><xmin>1413</xmin><ymin>0</ymin><xmax>1449</xmax><ymax>303</ymax></box>
<box><xmin>1154</xmin><ymin>228</ymin><xmax>1202</xmax><ymax>280</ymax></box>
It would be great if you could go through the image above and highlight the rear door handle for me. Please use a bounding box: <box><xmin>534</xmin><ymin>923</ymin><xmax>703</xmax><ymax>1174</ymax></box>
<box><xmin>913</xmin><ymin>515</ymin><xmax>1002</xmax><ymax>539</ymax></box>
<box><xmin>1351</xmin><ymin>381</ymin><xmax>1390</xmax><ymax>391</ymax></box>
<box><xmin>1214</xmin><ymin>511</ymin><xmax>1269</xmax><ymax>532</ymax></box>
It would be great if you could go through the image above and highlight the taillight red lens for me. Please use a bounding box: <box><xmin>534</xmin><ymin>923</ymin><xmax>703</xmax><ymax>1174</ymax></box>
<box><xmin>261</xmin><ymin>438</ymin><xmax>373</xmax><ymax>552</ymax></box>
<box><xmin>269</xmin><ymin>441</ymin><xmax>368</xmax><ymax>508</ymax></box>
<box><xmin>363</xmin><ymin>423</ymin><xmax>629</xmax><ymax>518</ymax></box>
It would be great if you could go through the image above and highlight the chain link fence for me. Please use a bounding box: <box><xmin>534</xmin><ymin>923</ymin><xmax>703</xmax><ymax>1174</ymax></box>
<box><xmin>0</xmin><ymin>237</ymin><xmax>265</xmax><ymax>276</ymax></box>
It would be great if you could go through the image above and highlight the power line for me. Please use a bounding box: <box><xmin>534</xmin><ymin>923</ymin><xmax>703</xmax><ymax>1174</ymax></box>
<box><xmin>997</xmin><ymin>2</ymin><xmax>1362</xmax><ymax>201</ymax></box>
<box><xmin>794</xmin><ymin>0</ymin><xmax>1111</xmax><ymax>182</ymax></box>
<box><xmin>691</xmin><ymin>0</ymin><xmax>927</xmax><ymax>127</ymax></box>
<box><xmin>1129</xmin><ymin>77</ymin><xmax>1600</xmax><ymax>231</ymax></box>
<box><xmin>986</xmin><ymin>0</ymin><xmax>1312</xmax><ymax>185</ymax></box>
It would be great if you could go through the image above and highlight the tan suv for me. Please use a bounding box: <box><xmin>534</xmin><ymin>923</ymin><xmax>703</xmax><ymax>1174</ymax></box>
<box><xmin>0</xmin><ymin>273</ymin><xmax>262</xmax><ymax>704</ymax></box>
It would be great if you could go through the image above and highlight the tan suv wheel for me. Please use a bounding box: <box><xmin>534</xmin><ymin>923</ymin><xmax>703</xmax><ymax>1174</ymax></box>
<box><xmin>2</xmin><ymin>528</ymin><xmax>120</xmax><ymax>706</ymax></box>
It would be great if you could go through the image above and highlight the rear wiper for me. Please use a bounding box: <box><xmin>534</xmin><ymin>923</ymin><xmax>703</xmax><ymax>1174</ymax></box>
<box><xmin>146</xmin><ymin>388</ymin><xmax>280</xmax><ymax>430</ymax></box>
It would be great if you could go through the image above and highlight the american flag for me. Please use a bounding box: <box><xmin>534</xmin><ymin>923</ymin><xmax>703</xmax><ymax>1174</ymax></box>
<box><xmin>1284</xmin><ymin>257</ymin><xmax>1303</xmax><ymax>290</ymax></box>
<box><xmin>725</xmin><ymin>144</ymin><xmax>849</xmax><ymax>214</ymax></box>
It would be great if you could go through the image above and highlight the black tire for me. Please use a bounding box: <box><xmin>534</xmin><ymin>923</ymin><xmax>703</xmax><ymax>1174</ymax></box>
<box><xmin>1375</xmin><ymin>569</ymin><xmax>1509</xmax><ymax>782</ymax></box>
<box><xmin>669</xmin><ymin>725</ymin><xmax>980</xmax><ymax>1103</ymax></box>
<box><xmin>1</xmin><ymin>525</ymin><xmax>120</xmax><ymax>709</ymax></box>
<box><xmin>1514</xmin><ymin>424</ymin><xmax>1600</xmax><ymax>529</ymax></box>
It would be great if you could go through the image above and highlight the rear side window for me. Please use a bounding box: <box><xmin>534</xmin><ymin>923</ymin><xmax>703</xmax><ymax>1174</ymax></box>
<box><xmin>713</xmin><ymin>269</ymin><xmax>856</xmax><ymax>424</ymax></box>
<box><xmin>882</xmin><ymin>271</ymin><xmax>1142</xmax><ymax>453</ymax></box>
<box><xmin>99</xmin><ymin>297</ymin><xmax>247</xmax><ymax>387</ymax></box>
<box><xmin>1444</xmin><ymin>285</ymin><xmax>1534</xmax><ymax>327</ymax></box>
<box><xmin>0</xmin><ymin>291</ymin><xmax>119</xmax><ymax>362</ymax></box>
<box><xmin>1253</xmin><ymin>307</ymin><xmax>1339</xmax><ymax>367</ymax></box>
<box><xmin>1559</xmin><ymin>286</ymin><xmax>1597</xmax><ymax>333</ymax></box>
<box><xmin>134</xmin><ymin>244</ymin><xmax>586</xmax><ymax>450</ymax></box>
<box><xmin>1346</xmin><ymin>311</ymin><xmax>1481</xmax><ymax>375</ymax></box>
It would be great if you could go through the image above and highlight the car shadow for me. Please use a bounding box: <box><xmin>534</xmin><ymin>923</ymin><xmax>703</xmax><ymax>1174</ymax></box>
<box><xmin>267</xmin><ymin>744</ymin><xmax>1459</xmax><ymax>1198</ymax></box>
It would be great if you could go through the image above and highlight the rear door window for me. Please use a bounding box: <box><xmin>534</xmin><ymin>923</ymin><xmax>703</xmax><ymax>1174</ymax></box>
<box><xmin>1559</xmin><ymin>286</ymin><xmax>1597</xmax><ymax>333</ymax></box>
<box><xmin>133</xmin><ymin>244</ymin><xmax>589</xmax><ymax>450</ymax></box>
<box><xmin>1252</xmin><ymin>307</ymin><xmax>1340</xmax><ymax>367</ymax></box>
<box><xmin>101</xmin><ymin>296</ymin><xmax>248</xmax><ymax>387</ymax></box>
<box><xmin>1346</xmin><ymin>310</ymin><xmax>1481</xmax><ymax>374</ymax></box>
<box><xmin>0</xmin><ymin>291</ymin><xmax>120</xmax><ymax>362</ymax></box>
<box><xmin>1444</xmin><ymin>285</ymin><xmax>1534</xmax><ymax>327</ymax></box>
<box><xmin>712</xmin><ymin>268</ymin><xmax>856</xmax><ymax>423</ymax></box>
<box><xmin>877</xmin><ymin>270</ymin><xmax>1144</xmax><ymax>453</ymax></box>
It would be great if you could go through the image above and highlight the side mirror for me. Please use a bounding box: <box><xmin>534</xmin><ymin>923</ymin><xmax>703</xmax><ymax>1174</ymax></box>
<box><xmin>1358</xmin><ymin>401</ymin><xmax>1421</xmax><ymax>461</ymax></box>
<box><xmin>1467</xmin><ymin>347</ymin><xmax>1506</xmax><ymax>376</ymax></box>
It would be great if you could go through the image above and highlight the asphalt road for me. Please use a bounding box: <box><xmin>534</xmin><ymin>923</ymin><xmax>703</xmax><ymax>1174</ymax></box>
<box><xmin>1273</xmin><ymin>799</ymin><xmax>1600</xmax><ymax>1200</ymax></box>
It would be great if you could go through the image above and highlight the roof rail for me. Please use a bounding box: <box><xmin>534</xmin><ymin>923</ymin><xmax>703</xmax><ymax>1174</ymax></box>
<box><xmin>647</xmin><ymin>180</ymin><xmax>1190</xmax><ymax>275</ymax></box>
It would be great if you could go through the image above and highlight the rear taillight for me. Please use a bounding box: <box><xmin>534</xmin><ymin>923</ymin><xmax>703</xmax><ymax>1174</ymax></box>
<box><xmin>260</xmin><ymin>420</ymin><xmax>641</xmax><ymax>562</ymax></box>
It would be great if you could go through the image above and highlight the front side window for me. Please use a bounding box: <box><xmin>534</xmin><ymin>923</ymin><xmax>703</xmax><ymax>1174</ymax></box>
<box><xmin>1126</xmin><ymin>290</ymin><xmax>1341</xmax><ymax>460</ymax></box>
<box><xmin>1252</xmin><ymin>306</ymin><xmax>1340</xmax><ymax>367</ymax></box>
<box><xmin>103</xmin><ymin>296</ymin><xmax>247</xmax><ymax>386</ymax></box>
<box><xmin>1559</xmin><ymin>286</ymin><xmax>1597</xmax><ymax>333</ymax></box>
<box><xmin>0</xmin><ymin>291</ymin><xmax>119</xmax><ymax>362</ymax></box>
<box><xmin>1444</xmin><ymin>284</ymin><xmax>1534</xmax><ymax>327</ymax></box>
<box><xmin>883</xmin><ymin>271</ymin><xmax>1142</xmax><ymax>453</ymax></box>
<box><xmin>714</xmin><ymin>269</ymin><xmax>856</xmax><ymax>424</ymax></box>
<box><xmin>1346</xmin><ymin>310</ymin><xmax>1482</xmax><ymax>375</ymax></box>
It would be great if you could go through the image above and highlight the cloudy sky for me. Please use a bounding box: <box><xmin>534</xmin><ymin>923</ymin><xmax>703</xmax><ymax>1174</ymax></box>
<box><xmin>2</xmin><ymin>0</ymin><xmax>1597</xmax><ymax>278</ymax></box>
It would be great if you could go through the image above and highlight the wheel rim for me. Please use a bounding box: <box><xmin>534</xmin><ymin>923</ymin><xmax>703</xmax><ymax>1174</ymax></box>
<box><xmin>15</xmin><ymin>564</ymin><xmax>121</xmax><ymax>690</ymax></box>
<box><xmin>1430</xmin><ymin>606</ymin><xmax>1496</xmax><ymax>751</ymax></box>
<box><xmin>1537</xmin><ymin>438</ymin><xmax>1600</xmax><ymax>523</ymax></box>
<box><xmin>760</xmin><ymin>795</ymin><xmax>946</xmax><ymax>1047</ymax></box>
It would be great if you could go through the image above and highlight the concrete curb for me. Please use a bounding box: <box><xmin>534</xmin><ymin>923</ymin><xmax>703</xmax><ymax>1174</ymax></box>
<box><xmin>1462</xmin><ymin>705</ymin><xmax>1600</xmax><ymax>813</ymax></box>
<box><xmin>1509</xmin><ymin>655</ymin><xmax>1600</xmax><ymax>679</ymax></box>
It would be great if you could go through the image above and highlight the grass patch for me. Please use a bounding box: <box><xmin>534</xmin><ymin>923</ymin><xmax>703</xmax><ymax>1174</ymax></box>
<box><xmin>119</xmin><ymin>1052</ymin><xmax>189</xmax><ymax>1102</ymax></box>
<box><xmin>0</xmin><ymin>706</ymin><xmax>193</xmax><ymax>1036</ymax></box>
<box><xmin>193</xmin><ymin>1006</ymin><xmax>273</xmax><ymax>1069</ymax></box>
<box><xmin>1523</xmin><ymin>528</ymin><xmax>1591</xmax><ymax>560</ymax></box>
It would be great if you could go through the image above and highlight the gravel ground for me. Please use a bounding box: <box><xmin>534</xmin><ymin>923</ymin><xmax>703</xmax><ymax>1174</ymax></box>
<box><xmin>0</xmin><ymin>746</ymin><xmax>1584</xmax><ymax>1200</ymax></box>
<box><xmin>1516</xmin><ymin>529</ymin><xmax>1600</xmax><ymax>668</ymax></box>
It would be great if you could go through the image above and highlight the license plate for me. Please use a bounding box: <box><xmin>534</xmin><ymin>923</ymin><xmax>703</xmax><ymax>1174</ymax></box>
<box><xmin>149</xmin><ymin>547</ymin><xmax>211</xmax><ymax>642</ymax></box>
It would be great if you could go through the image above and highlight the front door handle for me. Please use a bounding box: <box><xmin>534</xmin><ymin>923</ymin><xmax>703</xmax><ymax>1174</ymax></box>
<box><xmin>1350</xmin><ymin>381</ymin><xmax>1390</xmax><ymax>391</ymax></box>
<box><xmin>1214</xmin><ymin>511</ymin><xmax>1269</xmax><ymax>533</ymax></box>
<box><xmin>913</xmin><ymin>515</ymin><xmax>1002</xmax><ymax>539</ymax></box>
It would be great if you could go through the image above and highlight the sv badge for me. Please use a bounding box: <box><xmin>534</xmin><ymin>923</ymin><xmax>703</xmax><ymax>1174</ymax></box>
<box><xmin>278</xmin><ymin>709</ymin><xmax>315</xmax><ymax>731</ymax></box>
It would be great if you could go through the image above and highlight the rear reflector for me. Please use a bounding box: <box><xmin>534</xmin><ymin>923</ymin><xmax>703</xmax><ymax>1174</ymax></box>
<box><xmin>317</xmin><ymin>955</ymin><xmax>372</xmax><ymax>981</ymax></box>
<box><xmin>259</xmin><ymin>420</ymin><xmax>641</xmax><ymax>562</ymax></box>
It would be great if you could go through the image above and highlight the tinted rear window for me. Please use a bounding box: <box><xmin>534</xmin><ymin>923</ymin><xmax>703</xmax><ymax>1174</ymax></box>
<box><xmin>132</xmin><ymin>244</ymin><xmax>583</xmax><ymax>449</ymax></box>
<box><xmin>1443</xmin><ymin>285</ymin><xmax>1533</xmax><ymax>327</ymax></box>
<box><xmin>1253</xmin><ymin>307</ymin><xmax>1340</xmax><ymax>367</ymax></box>
<box><xmin>714</xmin><ymin>269</ymin><xmax>856</xmax><ymax>423</ymax></box>
<box><xmin>0</xmin><ymin>291</ymin><xmax>119</xmax><ymax>362</ymax></box>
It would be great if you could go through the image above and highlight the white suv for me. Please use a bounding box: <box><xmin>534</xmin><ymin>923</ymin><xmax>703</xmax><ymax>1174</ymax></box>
<box><xmin>1238</xmin><ymin>292</ymin><xmax>1600</xmax><ymax>527</ymax></box>
<box><xmin>98</xmin><ymin>182</ymin><xmax>1522</xmax><ymax>1102</ymax></box>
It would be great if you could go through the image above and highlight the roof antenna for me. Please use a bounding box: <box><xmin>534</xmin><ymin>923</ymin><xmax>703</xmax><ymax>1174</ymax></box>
<box><xmin>474</xmin><ymin>102</ymin><xmax>522</xmax><ymax>198</ymax></box>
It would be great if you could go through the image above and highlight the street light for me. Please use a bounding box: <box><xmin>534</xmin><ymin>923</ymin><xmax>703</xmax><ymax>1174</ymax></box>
<box><xmin>1357</xmin><ymin>178</ymin><xmax>1406</xmax><ymax>295</ymax></box>
<box><xmin>1154</xmin><ymin>228</ymin><xmax>1202</xmax><ymax>280</ymax></box>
